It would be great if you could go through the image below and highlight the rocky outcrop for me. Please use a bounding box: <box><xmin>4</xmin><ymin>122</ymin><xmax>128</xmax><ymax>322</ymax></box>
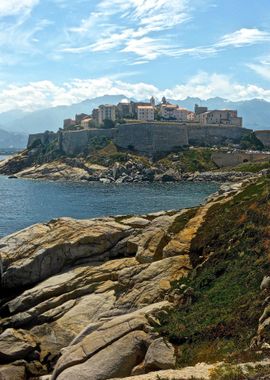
<box><xmin>0</xmin><ymin>177</ymin><xmax>260</xmax><ymax>379</ymax></box>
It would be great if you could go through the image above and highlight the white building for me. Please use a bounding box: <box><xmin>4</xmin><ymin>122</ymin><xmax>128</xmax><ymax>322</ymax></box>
<box><xmin>80</xmin><ymin>116</ymin><xmax>92</xmax><ymax>129</ymax></box>
<box><xmin>98</xmin><ymin>105</ymin><xmax>117</xmax><ymax>124</ymax></box>
<box><xmin>137</xmin><ymin>105</ymin><xmax>155</xmax><ymax>121</ymax></box>
<box><xmin>160</xmin><ymin>104</ymin><xmax>178</xmax><ymax>119</ymax></box>
<box><xmin>160</xmin><ymin>104</ymin><xmax>189</xmax><ymax>121</ymax></box>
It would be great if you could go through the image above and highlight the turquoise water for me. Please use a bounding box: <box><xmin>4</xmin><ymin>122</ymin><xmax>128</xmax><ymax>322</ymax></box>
<box><xmin>0</xmin><ymin>173</ymin><xmax>218</xmax><ymax>237</ymax></box>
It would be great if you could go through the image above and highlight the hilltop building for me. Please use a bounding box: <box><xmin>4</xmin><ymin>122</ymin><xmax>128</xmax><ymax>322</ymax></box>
<box><xmin>137</xmin><ymin>105</ymin><xmax>155</xmax><ymax>121</ymax></box>
<box><xmin>75</xmin><ymin>113</ymin><xmax>89</xmax><ymax>124</ymax></box>
<box><xmin>194</xmin><ymin>104</ymin><xmax>208</xmax><ymax>115</ymax></box>
<box><xmin>160</xmin><ymin>104</ymin><xmax>190</xmax><ymax>121</ymax></box>
<box><xmin>63</xmin><ymin>118</ymin><xmax>76</xmax><ymax>129</ymax></box>
<box><xmin>80</xmin><ymin>116</ymin><xmax>92</xmax><ymax>129</ymax></box>
<box><xmin>199</xmin><ymin>110</ymin><xmax>242</xmax><ymax>127</ymax></box>
<box><xmin>117</xmin><ymin>100</ymin><xmax>133</xmax><ymax>119</ymax></box>
<box><xmin>98</xmin><ymin>105</ymin><xmax>117</xmax><ymax>124</ymax></box>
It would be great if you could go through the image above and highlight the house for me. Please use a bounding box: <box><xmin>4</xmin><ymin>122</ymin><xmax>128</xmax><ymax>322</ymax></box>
<box><xmin>98</xmin><ymin>105</ymin><xmax>117</xmax><ymax>124</ymax></box>
<box><xmin>63</xmin><ymin>118</ymin><xmax>76</xmax><ymax>129</ymax></box>
<box><xmin>199</xmin><ymin>110</ymin><xmax>242</xmax><ymax>127</ymax></box>
<box><xmin>80</xmin><ymin>116</ymin><xmax>92</xmax><ymax>129</ymax></box>
<box><xmin>117</xmin><ymin>100</ymin><xmax>133</xmax><ymax>118</ymax></box>
<box><xmin>137</xmin><ymin>105</ymin><xmax>155</xmax><ymax>121</ymax></box>
<box><xmin>75</xmin><ymin>113</ymin><xmax>89</xmax><ymax>124</ymax></box>
<box><xmin>160</xmin><ymin>104</ymin><xmax>178</xmax><ymax>119</ymax></box>
<box><xmin>194</xmin><ymin>104</ymin><xmax>208</xmax><ymax>115</ymax></box>
<box><xmin>160</xmin><ymin>104</ymin><xmax>189</xmax><ymax>121</ymax></box>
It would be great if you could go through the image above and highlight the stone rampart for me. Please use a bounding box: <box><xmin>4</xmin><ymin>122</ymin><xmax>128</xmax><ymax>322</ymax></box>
<box><xmin>115</xmin><ymin>123</ymin><xmax>188</xmax><ymax>154</ymax></box>
<box><xmin>255</xmin><ymin>130</ymin><xmax>270</xmax><ymax>148</ymax></box>
<box><xmin>212</xmin><ymin>151</ymin><xmax>270</xmax><ymax>168</ymax></box>
<box><xmin>187</xmin><ymin>125</ymin><xmax>251</xmax><ymax>146</ymax></box>
<box><xmin>60</xmin><ymin>129</ymin><xmax>117</xmax><ymax>155</ymax></box>
<box><xmin>27</xmin><ymin>123</ymin><xmax>259</xmax><ymax>156</ymax></box>
<box><xmin>28</xmin><ymin>131</ymin><xmax>58</xmax><ymax>148</ymax></box>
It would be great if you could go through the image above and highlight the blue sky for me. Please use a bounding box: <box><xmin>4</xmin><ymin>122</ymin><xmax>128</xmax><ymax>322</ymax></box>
<box><xmin>0</xmin><ymin>0</ymin><xmax>270</xmax><ymax>111</ymax></box>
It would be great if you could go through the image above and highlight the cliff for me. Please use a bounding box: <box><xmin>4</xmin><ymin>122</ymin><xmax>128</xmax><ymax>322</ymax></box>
<box><xmin>0</xmin><ymin>174</ymin><xmax>270</xmax><ymax>379</ymax></box>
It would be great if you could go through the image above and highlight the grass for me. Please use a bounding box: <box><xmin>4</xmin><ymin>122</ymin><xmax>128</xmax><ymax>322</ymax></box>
<box><xmin>158</xmin><ymin>177</ymin><xmax>270</xmax><ymax>366</ymax></box>
<box><xmin>232</xmin><ymin>160</ymin><xmax>270</xmax><ymax>173</ymax></box>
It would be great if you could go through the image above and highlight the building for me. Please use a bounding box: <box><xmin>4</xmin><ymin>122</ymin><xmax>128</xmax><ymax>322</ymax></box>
<box><xmin>98</xmin><ymin>105</ymin><xmax>117</xmax><ymax>124</ymax></box>
<box><xmin>160</xmin><ymin>104</ymin><xmax>189</xmax><ymax>121</ymax></box>
<box><xmin>75</xmin><ymin>113</ymin><xmax>89</xmax><ymax>124</ymax></box>
<box><xmin>137</xmin><ymin>105</ymin><xmax>155</xmax><ymax>121</ymax></box>
<box><xmin>187</xmin><ymin>112</ymin><xmax>195</xmax><ymax>121</ymax></box>
<box><xmin>80</xmin><ymin>116</ymin><xmax>92</xmax><ymax>129</ymax></box>
<box><xmin>160</xmin><ymin>104</ymin><xmax>178</xmax><ymax>119</ymax></box>
<box><xmin>117</xmin><ymin>100</ymin><xmax>133</xmax><ymax>119</ymax></box>
<box><xmin>63</xmin><ymin>118</ymin><xmax>76</xmax><ymax>129</ymax></box>
<box><xmin>199</xmin><ymin>110</ymin><xmax>242</xmax><ymax>127</ymax></box>
<box><xmin>194</xmin><ymin>104</ymin><xmax>208</xmax><ymax>115</ymax></box>
<box><xmin>92</xmin><ymin>109</ymin><xmax>99</xmax><ymax>124</ymax></box>
<box><xmin>174</xmin><ymin>107</ymin><xmax>189</xmax><ymax>121</ymax></box>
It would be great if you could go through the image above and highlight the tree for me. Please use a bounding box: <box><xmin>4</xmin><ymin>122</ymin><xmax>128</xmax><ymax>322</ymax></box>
<box><xmin>103</xmin><ymin>119</ymin><xmax>115</xmax><ymax>129</ymax></box>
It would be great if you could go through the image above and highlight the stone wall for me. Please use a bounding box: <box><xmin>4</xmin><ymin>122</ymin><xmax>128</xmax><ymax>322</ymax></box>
<box><xmin>187</xmin><ymin>125</ymin><xmax>252</xmax><ymax>146</ymax></box>
<box><xmin>60</xmin><ymin>129</ymin><xmax>117</xmax><ymax>155</ymax></box>
<box><xmin>27</xmin><ymin>123</ymin><xmax>258</xmax><ymax>157</ymax></box>
<box><xmin>255</xmin><ymin>130</ymin><xmax>270</xmax><ymax>148</ymax></box>
<box><xmin>28</xmin><ymin>131</ymin><xmax>58</xmax><ymax>148</ymax></box>
<box><xmin>114</xmin><ymin>123</ymin><xmax>188</xmax><ymax>154</ymax></box>
<box><xmin>212</xmin><ymin>151</ymin><xmax>270</xmax><ymax>168</ymax></box>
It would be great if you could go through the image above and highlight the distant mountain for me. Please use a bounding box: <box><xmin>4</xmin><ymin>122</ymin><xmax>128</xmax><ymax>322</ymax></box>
<box><xmin>1</xmin><ymin>95</ymin><xmax>127</xmax><ymax>134</ymax></box>
<box><xmin>1</xmin><ymin>96</ymin><xmax>270</xmax><ymax>138</ymax></box>
<box><xmin>0</xmin><ymin>128</ymin><xmax>27</xmax><ymax>149</ymax></box>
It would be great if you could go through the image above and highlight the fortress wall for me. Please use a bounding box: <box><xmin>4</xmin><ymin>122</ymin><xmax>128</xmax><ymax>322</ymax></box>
<box><xmin>212</xmin><ymin>151</ymin><xmax>270</xmax><ymax>168</ymax></box>
<box><xmin>187</xmin><ymin>125</ymin><xmax>251</xmax><ymax>146</ymax></box>
<box><xmin>60</xmin><ymin>128</ymin><xmax>116</xmax><ymax>155</ymax></box>
<box><xmin>115</xmin><ymin>123</ymin><xmax>188</xmax><ymax>154</ymax></box>
<box><xmin>28</xmin><ymin>132</ymin><xmax>58</xmax><ymax>148</ymax></box>
<box><xmin>255</xmin><ymin>130</ymin><xmax>270</xmax><ymax>148</ymax></box>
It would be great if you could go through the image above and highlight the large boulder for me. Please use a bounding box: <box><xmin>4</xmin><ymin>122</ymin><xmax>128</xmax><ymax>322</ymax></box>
<box><xmin>0</xmin><ymin>362</ymin><xmax>26</xmax><ymax>380</ymax></box>
<box><xmin>144</xmin><ymin>338</ymin><xmax>176</xmax><ymax>371</ymax></box>
<box><xmin>0</xmin><ymin>329</ymin><xmax>38</xmax><ymax>363</ymax></box>
<box><xmin>52</xmin><ymin>302</ymin><xmax>171</xmax><ymax>380</ymax></box>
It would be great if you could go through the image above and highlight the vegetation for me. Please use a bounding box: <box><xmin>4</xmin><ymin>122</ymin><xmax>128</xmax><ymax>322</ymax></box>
<box><xmin>240</xmin><ymin>132</ymin><xmax>265</xmax><ymax>151</ymax></box>
<box><xmin>158</xmin><ymin>148</ymin><xmax>218</xmax><ymax>172</ymax></box>
<box><xmin>209</xmin><ymin>363</ymin><xmax>270</xmax><ymax>380</ymax></box>
<box><xmin>232</xmin><ymin>160</ymin><xmax>270</xmax><ymax>173</ymax></box>
<box><xmin>158</xmin><ymin>177</ymin><xmax>270</xmax><ymax>366</ymax></box>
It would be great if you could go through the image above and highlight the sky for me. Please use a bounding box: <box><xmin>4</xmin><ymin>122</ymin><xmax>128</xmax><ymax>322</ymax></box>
<box><xmin>0</xmin><ymin>0</ymin><xmax>270</xmax><ymax>112</ymax></box>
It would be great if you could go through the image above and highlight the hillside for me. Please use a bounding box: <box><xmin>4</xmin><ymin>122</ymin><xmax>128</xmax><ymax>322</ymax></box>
<box><xmin>1</xmin><ymin>96</ymin><xmax>270</xmax><ymax>137</ymax></box>
<box><xmin>0</xmin><ymin>175</ymin><xmax>270</xmax><ymax>379</ymax></box>
<box><xmin>0</xmin><ymin>128</ymin><xmax>27</xmax><ymax>149</ymax></box>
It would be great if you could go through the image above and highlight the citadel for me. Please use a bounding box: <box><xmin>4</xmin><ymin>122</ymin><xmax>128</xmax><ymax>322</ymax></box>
<box><xmin>28</xmin><ymin>97</ymin><xmax>270</xmax><ymax>156</ymax></box>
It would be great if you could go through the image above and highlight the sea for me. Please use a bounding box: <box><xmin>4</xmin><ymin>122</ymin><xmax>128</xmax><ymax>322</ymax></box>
<box><xmin>0</xmin><ymin>155</ymin><xmax>218</xmax><ymax>237</ymax></box>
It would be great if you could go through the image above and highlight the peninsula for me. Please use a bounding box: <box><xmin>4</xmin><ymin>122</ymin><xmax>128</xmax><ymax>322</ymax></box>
<box><xmin>0</xmin><ymin>98</ymin><xmax>270</xmax><ymax>183</ymax></box>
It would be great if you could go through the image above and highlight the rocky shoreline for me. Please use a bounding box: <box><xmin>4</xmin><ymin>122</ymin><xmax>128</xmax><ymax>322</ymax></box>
<box><xmin>0</xmin><ymin>154</ymin><xmax>257</xmax><ymax>184</ymax></box>
<box><xmin>1</xmin><ymin>175</ymin><xmax>269</xmax><ymax>379</ymax></box>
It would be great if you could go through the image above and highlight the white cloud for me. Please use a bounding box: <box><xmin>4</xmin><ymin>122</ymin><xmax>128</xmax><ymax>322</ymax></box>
<box><xmin>62</xmin><ymin>0</ymin><xmax>192</xmax><ymax>60</ymax></box>
<box><xmin>247</xmin><ymin>62</ymin><xmax>270</xmax><ymax>81</ymax></box>
<box><xmin>216</xmin><ymin>28</ymin><xmax>270</xmax><ymax>48</ymax></box>
<box><xmin>0</xmin><ymin>0</ymin><xmax>39</xmax><ymax>17</ymax></box>
<box><xmin>1</xmin><ymin>73</ymin><xmax>270</xmax><ymax>113</ymax></box>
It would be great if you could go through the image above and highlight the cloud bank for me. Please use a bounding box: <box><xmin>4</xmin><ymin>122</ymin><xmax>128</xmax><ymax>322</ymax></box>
<box><xmin>1</xmin><ymin>72</ymin><xmax>270</xmax><ymax>113</ymax></box>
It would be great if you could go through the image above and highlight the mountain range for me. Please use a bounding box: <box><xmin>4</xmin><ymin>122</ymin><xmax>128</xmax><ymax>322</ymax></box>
<box><xmin>0</xmin><ymin>95</ymin><xmax>269</xmax><ymax>148</ymax></box>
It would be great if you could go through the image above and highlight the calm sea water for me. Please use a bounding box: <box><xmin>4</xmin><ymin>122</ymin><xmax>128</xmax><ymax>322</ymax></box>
<box><xmin>0</xmin><ymin>155</ymin><xmax>218</xmax><ymax>237</ymax></box>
